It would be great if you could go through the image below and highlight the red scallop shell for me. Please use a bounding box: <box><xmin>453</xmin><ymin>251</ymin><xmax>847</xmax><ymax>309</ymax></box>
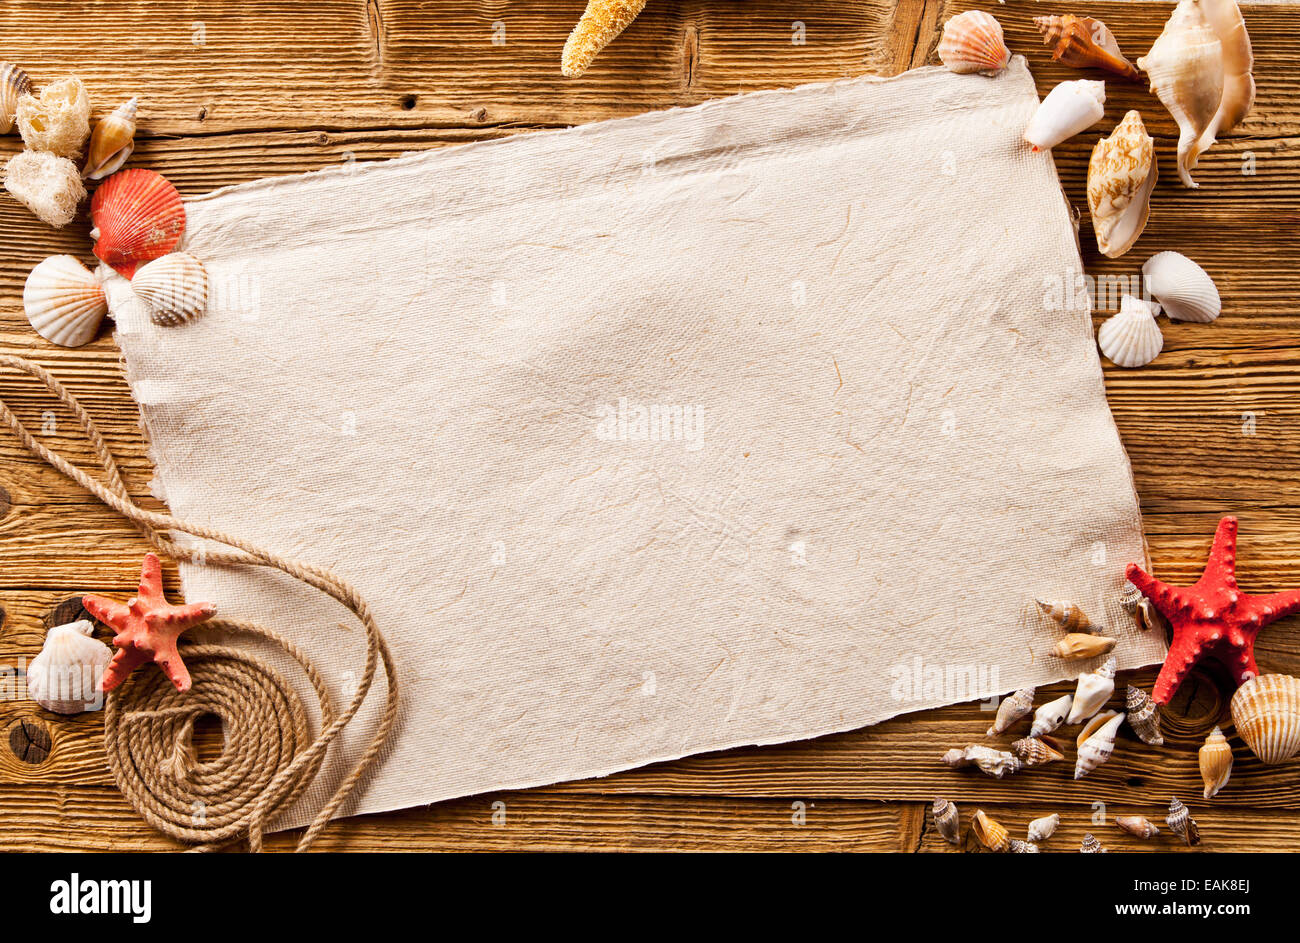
<box><xmin>90</xmin><ymin>169</ymin><xmax>186</xmax><ymax>278</ymax></box>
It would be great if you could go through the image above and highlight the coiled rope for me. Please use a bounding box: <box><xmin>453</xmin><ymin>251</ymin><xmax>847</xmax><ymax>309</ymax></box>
<box><xmin>0</xmin><ymin>354</ymin><xmax>398</xmax><ymax>852</ymax></box>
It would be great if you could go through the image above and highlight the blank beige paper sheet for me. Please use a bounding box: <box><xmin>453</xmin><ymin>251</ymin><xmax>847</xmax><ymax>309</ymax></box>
<box><xmin>106</xmin><ymin>58</ymin><xmax>1167</xmax><ymax>829</ymax></box>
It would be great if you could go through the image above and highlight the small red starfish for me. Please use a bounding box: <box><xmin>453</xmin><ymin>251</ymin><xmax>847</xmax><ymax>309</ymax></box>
<box><xmin>1127</xmin><ymin>516</ymin><xmax>1300</xmax><ymax>705</ymax></box>
<box><xmin>82</xmin><ymin>553</ymin><xmax>217</xmax><ymax>693</ymax></box>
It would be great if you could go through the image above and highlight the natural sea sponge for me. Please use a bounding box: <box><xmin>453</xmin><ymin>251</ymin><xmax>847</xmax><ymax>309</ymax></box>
<box><xmin>4</xmin><ymin>150</ymin><xmax>87</xmax><ymax>227</ymax></box>
<box><xmin>17</xmin><ymin>75</ymin><xmax>92</xmax><ymax>159</ymax></box>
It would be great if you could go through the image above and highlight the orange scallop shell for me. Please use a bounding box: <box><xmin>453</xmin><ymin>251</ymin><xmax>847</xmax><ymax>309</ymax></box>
<box><xmin>90</xmin><ymin>168</ymin><xmax>186</xmax><ymax>278</ymax></box>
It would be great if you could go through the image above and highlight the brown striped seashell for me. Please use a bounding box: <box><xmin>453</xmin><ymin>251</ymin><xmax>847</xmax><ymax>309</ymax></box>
<box><xmin>1125</xmin><ymin>684</ymin><xmax>1164</xmax><ymax>746</ymax></box>
<box><xmin>1166</xmin><ymin>796</ymin><xmax>1201</xmax><ymax>846</ymax></box>
<box><xmin>1119</xmin><ymin>579</ymin><xmax>1143</xmax><ymax>615</ymax></box>
<box><xmin>1229</xmin><ymin>673</ymin><xmax>1300</xmax><ymax>765</ymax></box>
<box><xmin>1075</xmin><ymin>709</ymin><xmax>1124</xmax><ymax>779</ymax></box>
<box><xmin>1054</xmin><ymin>632</ymin><xmax>1117</xmax><ymax>660</ymax></box>
<box><xmin>83</xmin><ymin>97</ymin><xmax>138</xmax><ymax>180</ymax></box>
<box><xmin>1027</xmin><ymin>813</ymin><xmax>1059</xmax><ymax>843</ymax></box>
<box><xmin>1035</xmin><ymin>598</ymin><xmax>1097</xmax><ymax>633</ymax></box>
<box><xmin>0</xmin><ymin>62</ymin><xmax>33</xmax><ymax>134</ymax></box>
<box><xmin>131</xmin><ymin>251</ymin><xmax>208</xmax><ymax>326</ymax></box>
<box><xmin>987</xmin><ymin>686</ymin><xmax>1035</xmax><ymax>735</ymax></box>
<box><xmin>938</xmin><ymin>10</ymin><xmax>1011</xmax><ymax>76</ymax></box>
<box><xmin>1034</xmin><ymin>14</ymin><xmax>1141</xmax><ymax>80</ymax></box>
<box><xmin>1080</xmin><ymin>832</ymin><xmax>1107</xmax><ymax>853</ymax></box>
<box><xmin>932</xmin><ymin>797</ymin><xmax>961</xmax><ymax>845</ymax></box>
<box><xmin>1011</xmin><ymin>735</ymin><xmax>1065</xmax><ymax>767</ymax></box>
<box><xmin>1199</xmin><ymin>725</ymin><xmax>1234</xmax><ymax>799</ymax></box>
<box><xmin>1009</xmin><ymin>839</ymin><xmax>1040</xmax><ymax>853</ymax></box>
<box><xmin>972</xmin><ymin>810</ymin><xmax>1010</xmax><ymax>853</ymax></box>
<box><xmin>1115</xmin><ymin>815</ymin><xmax>1160</xmax><ymax>838</ymax></box>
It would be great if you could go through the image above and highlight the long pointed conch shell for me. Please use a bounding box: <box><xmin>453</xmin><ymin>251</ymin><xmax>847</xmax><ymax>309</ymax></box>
<box><xmin>937</xmin><ymin>10</ymin><xmax>1010</xmax><ymax>76</ymax></box>
<box><xmin>932</xmin><ymin>798</ymin><xmax>961</xmax><ymax>845</ymax></box>
<box><xmin>1199</xmin><ymin>725</ymin><xmax>1233</xmax><ymax>798</ymax></box>
<box><xmin>1030</xmin><ymin>693</ymin><xmax>1072</xmax><ymax>738</ymax></box>
<box><xmin>1143</xmin><ymin>251</ymin><xmax>1221</xmax><ymax>323</ymax></box>
<box><xmin>1137</xmin><ymin>1</ymin><xmax>1224</xmax><ymax>188</ymax></box>
<box><xmin>987</xmin><ymin>686</ymin><xmax>1035</xmax><ymax>735</ymax></box>
<box><xmin>0</xmin><ymin>62</ymin><xmax>33</xmax><ymax>135</ymax></box>
<box><xmin>83</xmin><ymin>97</ymin><xmax>138</xmax><ymax>180</ymax></box>
<box><xmin>942</xmin><ymin>744</ymin><xmax>1023</xmax><ymax>779</ymax></box>
<box><xmin>971</xmin><ymin>810</ymin><xmax>1010</xmax><ymax>852</ymax></box>
<box><xmin>1024</xmin><ymin>80</ymin><xmax>1106</xmax><ymax>152</ymax></box>
<box><xmin>23</xmin><ymin>254</ymin><xmax>108</xmax><ymax>348</ymax></box>
<box><xmin>1195</xmin><ymin>0</ymin><xmax>1254</xmax><ymax>159</ymax></box>
<box><xmin>1098</xmin><ymin>295</ymin><xmax>1163</xmax><ymax>368</ymax></box>
<box><xmin>1034</xmin><ymin>15</ymin><xmax>1140</xmax><ymax>80</ymax></box>
<box><xmin>1011</xmin><ymin>735</ymin><xmax>1065</xmax><ymax>767</ymax></box>
<box><xmin>1116</xmin><ymin>815</ymin><xmax>1160</xmax><ymax>838</ymax></box>
<box><xmin>1027</xmin><ymin>813</ymin><xmax>1059</xmax><ymax>843</ymax></box>
<box><xmin>1075</xmin><ymin>709</ymin><xmax>1124</xmax><ymax>779</ymax></box>
<box><xmin>1035</xmin><ymin>599</ymin><xmax>1097</xmax><ymax>633</ymax></box>
<box><xmin>1125</xmin><ymin>684</ymin><xmax>1165</xmax><ymax>746</ymax></box>
<box><xmin>1166</xmin><ymin>796</ymin><xmax>1201</xmax><ymax>845</ymax></box>
<box><xmin>1229</xmin><ymin>673</ymin><xmax>1300</xmax><ymax>765</ymax></box>
<box><xmin>1066</xmin><ymin>656</ymin><xmax>1117</xmax><ymax>724</ymax></box>
<box><xmin>1088</xmin><ymin>111</ymin><xmax>1157</xmax><ymax>258</ymax></box>
<box><xmin>1080</xmin><ymin>833</ymin><xmax>1107</xmax><ymax>853</ymax></box>
<box><xmin>26</xmin><ymin>620</ymin><xmax>113</xmax><ymax>714</ymax></box>
<box><xmin>561</xmin><ymin>0</ymin><xmax>648</xmax><ymax>78</ymax></box>
<box><xmin>1054</xmin><ymin>633</ymin><xmax>1117</xmax><ymax>660</ymax></box>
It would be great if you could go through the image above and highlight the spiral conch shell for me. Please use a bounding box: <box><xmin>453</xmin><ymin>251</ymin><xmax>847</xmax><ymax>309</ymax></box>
<box><xmin>1027</xmin><ymin>813</ymin><xmax>1059</xmax><ymax>843</ymax></box>
<box><xmin>1034</xmin><ymin>15</ymin><xmax>1140</xmax><ymax>81</ymax></box>
<box><xmin>131</xmin><ymin>251</ymin><xmax>209</xmax><ymax>326</ymax></box>
<box><xmin>1229</xmin><ymin>673</ymin><xmax>1300</xmax><ymax>765</ymax></box>
<box><xmin>987</xmin><ymin>686</ymin><xmax>1035</xmax><ymax>736</ymax></box>
<box><xmin>1199</xmin><ymin>725</ymin><xmax>1233</xmax><ymax>798</ymax></box>
<box><xmin>1035</xmin><ymin>599</ymin><xmax>1096</xmax><ymax>633</ymax></box>
<box><xmin>83</xmin><ymin>97</ymin><xmax>138</xmax><ymax>180</ymax></box>
<box><xmin>1166</xmin><ymin>796</ymin><xmax>1201</xmax><ymax>845</ymax></box>
<box><xmin>26</xmin><ymin>620</ymin><xmax>112</xmax><ymax>714</ymax></box>
<box><xmin>971</xmin><ymin>810</ymin><xmax>1010</xmax><ymax>852</ymax></box>
<box><xmin>1009</xmin><ymin>839</ymin><xmax>1039</xmax><ymax>853</ymax></box>
<box><xmin>23</xmin><ymin>254</ymin><xmax>108</xmax><ymax>348</ymax></box>
<box><xmin>938</xmin><ymin>10</ymin><xmax>1010</xmax><ymax>76</ymax></box>
<box><xmin>1054</xmin><ymin>633</ymin><xmax>1117</xmax><ymax>660</ymax></box>
<box><xmin>0</xmin><ymin>62</ymin><xmax>33</xmax><ymax>135</ymax></box>
<box><xmin>1023</xmin><ymin>80</ymin><xmax>1105</xmax><ymax>152</ymax></box>
<box><xmin>1080</xmin><ymin>833</ymin><xmax>1107</xmax><ymax>853</ymax></box>
<box><xmin>942</xmin><ymin>744</ymin><xmax>1023</xmax><ymax>779</ymax></box>
<box><xmin>1075</xmin><ymin>709</ymin><xmax>1124</xmax><ymax>779</ymax></box>
<box><xmin>1098</xmin><ymin>296</ymin><xmax>1164</xmax><ymax>368</ymax></box>
<box><xmin>1116</xmin><ymin>815</ymin><xmax>1160</xmax><ymax>839</ymax></box>
<box><xmin>1011</xmin><ymin>736</ymin><xmax>1065</xmax><ymax>767</ymax></box>
<box><xmin>1030</xmin><ymin>693</ymin><xmax>1072</xmax><ymax>738</ymax></box>
<box><xmin>1088</xmin><ymin>111</ymin><xmax>1157</xmax><ymax>258</ymax></box>
<box><xmin>932</xmin><ymin>798</ymin><xmax>961</xmax><ymax>845</ymax></box>
<box><xmin>1143</xmin><ymin>251</ymin><xmax>1222</xmax><ymax>323</ymax></box>
<box><xmin>1125</xmin><ymin>684</ymin><xmax>1164</xmax><ymax>746</ymax></box>
<box><xmin>1067</xmin><ymin>656</ymin><xmax>1117</xmax><ymax>724</ymax></box>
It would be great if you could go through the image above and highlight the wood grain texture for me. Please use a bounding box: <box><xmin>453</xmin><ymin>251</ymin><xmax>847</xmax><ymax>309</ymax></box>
<box><xmin>0</xmin><ymin>0</ymin><xmax>1298</xmax><ymax>851</ymax></box>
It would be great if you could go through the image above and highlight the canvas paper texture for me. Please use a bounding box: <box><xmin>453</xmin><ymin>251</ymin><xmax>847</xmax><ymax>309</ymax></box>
<box><xmin>106</xmin><ymin>58</ymin><xmax>1166</xmax><ymax>829</ymax></box>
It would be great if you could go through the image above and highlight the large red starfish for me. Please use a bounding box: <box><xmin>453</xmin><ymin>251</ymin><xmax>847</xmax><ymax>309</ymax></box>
<box><xmin>82</xmin><ymin>553</ymin><xmax>216</xmax><ymax>693</ymax></box>
<box><xmin>1127</xmin><ymin>516</ymin><xmax>1300</xmax><ymax>705</ymax></box>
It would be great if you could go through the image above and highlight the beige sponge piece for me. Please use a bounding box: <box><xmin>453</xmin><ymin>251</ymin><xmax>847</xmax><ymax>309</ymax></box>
<box><xmin>17</xmin><ymin>75</ymin><xmax>92</xmax><ymax>159</ymax></box>
<box><xmin>4</xmin><ymin>150</ymin><xmax>87</xmax><ymax>227</ymax></box>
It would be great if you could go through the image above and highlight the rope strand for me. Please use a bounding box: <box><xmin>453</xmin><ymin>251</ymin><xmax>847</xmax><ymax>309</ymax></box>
<box><xmin>0</xmin><ymin>354</ymin><xmax>398</xmax><ymax>852</ymax></box>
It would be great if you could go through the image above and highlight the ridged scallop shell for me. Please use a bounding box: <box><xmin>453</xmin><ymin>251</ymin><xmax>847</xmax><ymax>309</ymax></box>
<box><xmin>1199</xmin><ymin>725</ymin><xmax>1233</xmax><ymax>798</ymax></box>
<box><xmin>1067</xmin><ymin>656</ymin><xmax>1117</xmax><ymax>724</ymax></box>
<box><xmin>1080</xmin><ymin>833</ymin><xmax>1107</xmax><ymax>853</ymax></box>
<box><xmin>83</xmin><ymin>97</ymin><xmax>139</xmax><ymax>180</ymax></box>
<box><xmin>1229</xmin><ymin>673</ymin><xmax>1300</xmax><ymax>765</ymax></box>
<box><xmin>1166</xmin><ymin>796</ymin><xmax>1201</xmax><ymax>845</ymax></box>
<box><xmin>1024</xmin><ymin>80</ymin><xmax>1106</xmax><ymax>152</ymax></box>
<box><xmin>1075</xmin><ymin>709</ymin><xmax>1124</xmax><ymax>779</ymax></box>
<box><xmin>942</xmin><ymin>744</ymin><xmax>1023</xmax><ymax>779</ymax></box>
<box><xmin>938</xmin><ymin>10</ymin><xmax>1011</xmax><ymax>76</ymax></box>
<box><xmin>932</xmin><ymin>797</ymin><xmax>961</xmax><ymax>845</ymax></box>
<box><xmin>1116</xmin><ymin>815</ymin><xmax>1160</xmax><ymax>838</ymax></box>
<box><xmin>1027</xmin><ymin>813</ymin><xmax>1059</xmax><ymax>843</ymax></box>
<box><xmin>132</xmin><ymin>251</ymin><xmax>208</xmax><ymax>326</ymax></box>
<box><xmin>1099</xmin><ymin>295</ymin><xmax>1164</xmax><ymax>368</ymax></box>
<box><xmin>1088</xmin><ymin>110</ymin><xmax>1157</xmax><ymax>258</ymax></box>
<box><xmin>1143</xmin><ymin>251</ymin><xmax>1222</xmax><ymax>323</ymax></box>
<box><xmin>971</xmin><ymin>810</ymin><xmax>1010</xmax><ymax>852</ymax></box>
<box><xmin>1011</xmin><ymin>735</ymin><xmax>1065</xmax><ymax>767</ymax></box>
<box><xmin>23</xmin><ymin>255</ymin><xmax>108</xmax><ymax>348</ymax></box>
<box><xmin>89</xmin><ymin>168</ymin><xmax>185</xmax><ymax>278</ymax></box>
<box><xmin>1035</xmin><ymin>599</ymin><xmax>1096</xmax><ymax>633</ymax></box>
<box><xmin>1125</xmin><ymin>684</ymin><xmax>1164</xmax><ymax>746</ymax></box>
<box><xmin>987</xmin><ymin>686</ymin><xmax>1035</xmax><ymax>735</ymax></box>
<box><xmin>26</xmin><ymin>620</ymin><xmax>113</xmax><ymax>714</ymax></box>
<box><xmin>1054</xmin><ymin>633</ymin><xmax>1117</xmax><ymax>660</ymax></box>
<box><xmin>1034</xmin><ymin>15</ymin><xmax>1140</xmax><ymax>80</ymax></box>
<box><xmin>1030</xmin><ymin>693</ymin><xmax>1072</xmax><ymax>738</ymax></box>
<box><xmin>0</xmin><ymin>62</ymin><xmax>33</xmax><ymax>135</ymax></box>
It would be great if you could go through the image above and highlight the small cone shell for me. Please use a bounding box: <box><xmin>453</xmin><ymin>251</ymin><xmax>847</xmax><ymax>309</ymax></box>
<box><xmin>83</xmin><ymin>97</ymin><xmax>139</xmax><ymax>180</ymax></box>
<box><xmin>1119</xmin><ymin>580</ymin><xmax>1143</xmax><ymax>614</ymax></box>
<box><xmin>1166</xmin><ymin>796</ymin><xmax>1201</xmax><ymax>846</ymax></box>
<box><xmin>1075</xmin><ymin>710</ymin><xmax>1124</xmax><ymax>779</ymax></box>
<box><xmin>1198</xmin><ymin>726</ymin><xmax>1233</xmax><ymax>799</ymax></box>
<box><xmin>987</xmin><ymin>686</ymin><xmax>1035</xmax><ymax>735</ymax></box>
<box><xmin>1030</xmin><ymin>693</ymin><xmax>1072</xmax><ymax>738</ymax></box>
<box><xmin>1027</xmin><ymin>813</ymin><xmax>1059</xmax><ymax>843</ymax></box>
<box><xmin>561</xmin><ymin>0</ymin><xmax>648</xmax><ymax>78</ymax></box>
<box><xmin>1035</xmin><ymin>599</ymin><xmax>1097</xmax><ymax>633</ymax></box>
<box><xmin>1066</xmin><ymin>656</ymin><xmax>1117</xmax><ymax>725</ymax></box>
<box><xmin>972</xmin><ymin>810</ymin><xmax>1010</xmax><ymax>852</ymax></box>
<box><xmin>1054</xmin><ymin>633</ymin><xmax>1117</xmax><ymax>660</ymax></box>
<box><xmin>1125</xmin><ymin>684</ymin><xmax>1164</xmax><ymax>746</ymax></box>
<box><xmin>1011</xmin><ymin>736</ymin><xmax>1065</xmax><ymax>767</ymax></box>
<box><xmin>1116</xmin><ymin>815</ymin><xmax>1160</xmax><ymax>839</ymax></box>
<box><xmin>1080</xmin><ymin>833</ymin><xmax>1107</xmax><ymax>853</ymax></box>
<box><xmin>932</xmin><ymin>798</ymin><xmax>961</xmax><ymax>845</ymax></box>
<box><xmin>1229</xmin><ymin>674</ymin><xmax>1300</xmax><ymax>765</ymax></box>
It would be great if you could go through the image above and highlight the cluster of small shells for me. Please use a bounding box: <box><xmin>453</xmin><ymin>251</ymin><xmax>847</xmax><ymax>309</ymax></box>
<box><xmin>938</xmin><ymin>797</ymin><xmax>1203</xmax><ymax>852</ymax></box>
<box><xmin>937</xmin><ymin>4</ymin><xmax>1249</xmax><ymax>369</ymax></box>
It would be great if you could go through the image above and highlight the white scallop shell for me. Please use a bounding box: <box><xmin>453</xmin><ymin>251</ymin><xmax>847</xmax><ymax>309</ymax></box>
<box><xmin>23</xmin><ymin>254</ymin><xmax>108</xmax><ymax>347</ymax></box>
<box><xmin>1024</xmin><ymin>80</ymin><xmax>1106</xmax><ymax>152</ymax></box>
<box><xmin>27</xmin><ymin>620</ymin><xmax>113</xmax><ymax>714</ymax></box>
<box><xmin>1098</xmin><ymin>295</ymin><xmax>1164</xmax><ymax>368</ymax></box>
<box><xmin>1142</xmin><ymin>251</ymin><xmax>1221</xmax><ymax>323</ymax></box>
<box><xmin>132</xmin><ymin>251</ymin><xmax>209</xmax><ymax>326</ymax></box>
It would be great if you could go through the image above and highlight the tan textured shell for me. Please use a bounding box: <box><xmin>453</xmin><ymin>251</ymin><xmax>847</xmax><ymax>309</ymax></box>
<box><xmin>1166</xmin><ymin>796</ymin><xmax>1201</xmax><ymax>845</ymax></box>
<box><xmin>1116</xmin><ymin>815</ymin><xmax>1160</xmax><ymax>838</ymax></box>
<box><xmin>932</xmin><ymin>798</ymin><xmax>961</xmax><ymax>845</ymax></box>
<box><xmin>972</xmin><ymin>810</ymin><xmax>1010</xmax><ymax>852</ymax></box>
<box><xmin>1027</xmin><ymin>813</ymin><xmax>1059</xmax><ymax>843</ymax></box>
<box><xmin>1011</xmin><ymin>736</ymin><xmax>1065</xmax><ymax>767</ymax></box>
<box><xmin>1080</xmin><ymin>833</ymin><xmax>1106</xmax><ymax>853</ymax></box>
<box><xmin>1125</xmin><ymin>684</ymin><xmax>1164</xmax><ymax>746</ymax></box>
<box><xmin>1054</xmin><ymin>633</ymin><xmax>1117</xmax><ymax>660</ymax></box>
<box><xmin>1230</xmin><ymin>674</ymin><xmax>1300</xmax><ymax>765</ymax></box>
<box><xmin>1087</xmin><ymin>110</ymin><xmax>1157</xmax><ymax>258</ymax></box>
<box><xmin>1035</xmin><ymin>598</ymin><xmax>1096</xmax><ymax>633</ymax></box>
<box><xmin>1199</xmin><ymin>726</ymin><xmax>1233</xmax><ymax>798</ymax></box>
<box><xmin>83</xmin><ymin>97</ymin><xmax>138</xmax><ymax>180</ymax></box>
<box><xmin>987</xmin><ymin>686</ymin><xmax>1035</xmax><ymax>735</ymax></box>
<box><xmin>938</xmin><ymin>10</ymin><xmax>1011</xmax><ymax>76</ymax></box>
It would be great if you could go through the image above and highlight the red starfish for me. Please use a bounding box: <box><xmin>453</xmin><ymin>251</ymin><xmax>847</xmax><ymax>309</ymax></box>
<box><xmin>1127</xmin><ymin>516</ymin><xmax>1300</xmax><ymax>705</ymax></box>
<box><xmin>82</xmin><ymin>553</ymin><xmax>217</xmax><ymax>693</ymax></box>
